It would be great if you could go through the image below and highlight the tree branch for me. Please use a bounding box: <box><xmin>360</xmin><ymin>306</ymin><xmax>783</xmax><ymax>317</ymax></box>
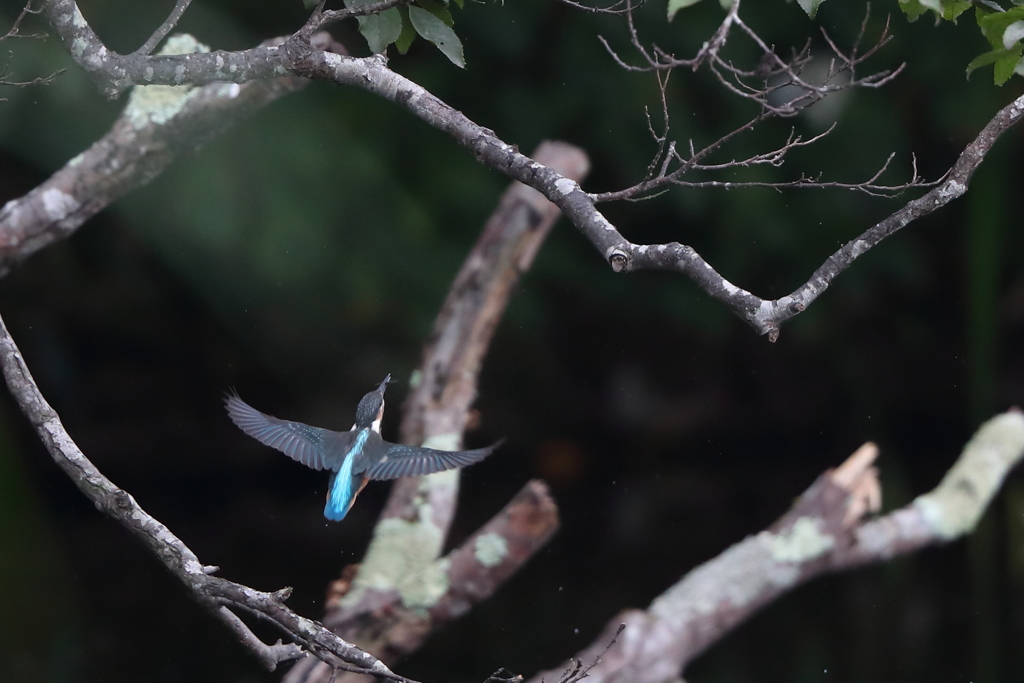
<box><xmin>0</xmin><ymin>32</ymin><xmax>330</xmax><ymax>274</ymax></box>
<box><xmin>298</xmin><ymin>50</ymin><xmax>1024</xmax><ymax>340</ymax></box>
<box><xmin>37</xmin><ymin>2</ymin><xmax>1024</xmax><ymax>340</ymax></box>
<box><xmin>41</xmin><ymin>0</ymin><xmax>297</xmax><ymax>97</ymax></box>
<box><xmin>530</xmin><ymin>411</ymin><xmax>1024</xmax><ymax>683</ymax></box>
<box><xmin>281</xmin><ymin>143</ymin><xmax>584</xmax><ymax>683</ymax></box>
<box><xmin>0</xmin><ymin>311</ymin><xmax>418</xmax><ymax>681</ymax></box>
<box><xmin>286</xmin><ymin>480</ymin><xmax>561</xmax><ymax>683</ymax></box>
<box><xmin>134</xmin><ymin>0</ymin><xmax>194</xmax><ymax>56</ymax></box>
<box><xmin>215</xmin><ymin>606</ymin><xmax>305</xmax><ymax>671</ymax></box>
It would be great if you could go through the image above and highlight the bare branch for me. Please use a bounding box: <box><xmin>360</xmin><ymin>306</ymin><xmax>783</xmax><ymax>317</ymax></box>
<box><xmin>315</xmin><ymin>0</ymin><xmax>411</xmax><ymax>30</ymax></box>
<box><xmin>0</xmin><ymin>0</ymin><xmax>63</xmax><ymax>93</ymax></box>
<box><xmin>552</xmin><ymin>0</ymin><xmax>647</xmax><ymax>16</ymax></box>
<box><xmin>281</xmin><ymin>143</ymin><xmax>584</xmax><ymax>683</ymax></box>
<box><xmin>291</xmin><ymin>49</ymin><xmax>1024</xmax><ymax>340</ymax></box>
<box><xmin>215</xmin><ymin>607</ymin><xmax>305</xmax><ymax>671</ymax></box>
<box><xmin>1</xmin><ymin>0</ymin><xmax>46</xmax><ymax>42</ymax></box>
<box><xmin>41</xmin><ymin>0</ymin><xmax>296</xmax><ymax>97</ymax></box>
<box><xmin>134</xmin><ymin>0</ymin><xmax>194</xmax><ymax>56</ymax></box>
<box><xmin>32</xmin><ymin>0</ymin><xmax>1024</xmax><ymax>341</ymax></box>
<box><xmin>530</xmin><ymin>411</ymin><xmax>1024</xmax><ymax>683</ymax></box>
<box><xmin>559</xmin><ymin>624</ymin><xmax>626</xmax><ymax>683</ymax></box>
<box><xmin>0</xmin><ymin>312</ymin><xmax>418</xmax><ymax>682</ymax></box>
<box><xmin>586</xmin><ymin>2</ymin><xmax>913</xmax><ymax>202</ymax></box>
<box><xmin>288</xmin><ymin>479</ymin><xmax>561</xmax><ymax>683</ymax></box>
<box><xmin>0</xmin><ymin>34</ymin><xmax>327</xmax><ymax>274</ymax></box>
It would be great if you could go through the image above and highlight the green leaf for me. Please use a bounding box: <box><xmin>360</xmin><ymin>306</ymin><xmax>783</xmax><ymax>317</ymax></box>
<box><xmin>356</xmin><ymin>8</ymin><xmax>403</xmax><ymax>53</ymax></box>
<box><xmin>898</xmin><ymin>0</ymin><xmax>931</xmax><ymax>22</ymax></box>
<box><xmin>977</xmin><ymin>6</ymin><xmax>1024</xmax><ymax>49</ymax></box>
<box><xmin>966</xmin><ymin>45</ymin><xmax>1023</xmax><ymax>84</ymax></box>
<box><xmin>409</xmin><ymin>6</ymin><xmax>465</xmax><ymax>67</ymax></box>
<box><xmin>417</xmin><ymin>0</ymin><xmax>455</xmax><ymax>25</ymax></box>
<box><xmin>943</xmin><ymin>0</ymin><xmax>972</xmax><ymax>21</ymax></box>
<box><xmin>995</xmin><ymin>48</ymin><xmax>1024</xmax><ymax>84</ymax></box>
<box><xmin>344</xmin><ymin>0</ymin><xmax>404</xmax><ymax>54</ymax></box>
<box><xmin>796</xmin><ymin>0</ymin><xmax>827</xmax><ymax>19</ymax></box>
<box><xmin>395</xmin><ymin>7</ymin><xmax>418</xmax><ymax>54</ymax></box>
<box><xmin>667</xmin><ymin>0</ymin><xmax>702</xmax><ymax>22</ymax></box>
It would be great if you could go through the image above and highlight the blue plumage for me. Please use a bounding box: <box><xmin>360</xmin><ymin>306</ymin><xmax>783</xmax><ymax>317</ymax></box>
<box><xmin>324</xmin><ymin>429</ymin><xmax>368</xmax><ymax>520</ymax></box>
<box><xmin>225</xmin><ymin>375</ymin><xmax>501</xmax><ymax>522</ymax></box>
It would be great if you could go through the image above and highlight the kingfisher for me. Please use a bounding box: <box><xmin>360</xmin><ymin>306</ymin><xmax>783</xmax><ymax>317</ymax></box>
<box><xmin>225</xmin><ymin>375</ymin><xmax>500</xmax><ymax>521</ymax></box>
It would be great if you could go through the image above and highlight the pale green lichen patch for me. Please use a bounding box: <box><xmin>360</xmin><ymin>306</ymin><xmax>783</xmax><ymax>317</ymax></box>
<box><xmin>342</xmin><ymin>517</ymin><xmax>449</xmax><ymax>610</ymax></box>
<box><xmin>474</xmin><ymin>533</ymin><xmax>508</xmax><ymax>567</ymax></box>
<box><xmin>124</xmin><ymin>34</ymin><xmax>210</xmax><ymax>128</ymax></box>
<box><xmin>650</xmin><ymin>536</ymin><xmax>800</xmax><ymax>623</ymax></box>
<box><xmin>764</xmin><ymin>517</ymin><xmax>834</xmax><ymax>563</ymax></box>
<box><xmin>71</xmin><ymin>37</ymin><xmax>88</xmax><ymax>61</ymax></box>
<box><xmin>72</xmin><ymin>4</ymin><xmax>89</xmax><ymax>28</ymax></box>
<box><xmin>340</xmin><ymin>433</ymin><xmax>467</xmax><ymax>610</ymax></box>
<box><xmin>914</xmin><ymin>411</ymin><xmax>1024</xmax><ymax>539</ymax></box>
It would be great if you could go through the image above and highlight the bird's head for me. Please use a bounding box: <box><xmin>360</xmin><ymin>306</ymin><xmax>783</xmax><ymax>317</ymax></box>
<box><xmin>354</xmin><ymin>374</ymin><xmax>391</xmax><ymax>432</ymax></box>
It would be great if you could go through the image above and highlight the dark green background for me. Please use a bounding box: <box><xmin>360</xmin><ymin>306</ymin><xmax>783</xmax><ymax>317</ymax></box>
<box><xmin>1</xmin><ymin>1</ymin><xmax>1023</xmax><ymax>682</ymax></box>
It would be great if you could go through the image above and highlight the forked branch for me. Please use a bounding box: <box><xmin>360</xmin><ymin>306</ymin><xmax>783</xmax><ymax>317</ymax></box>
<box><xmin>21</xmin><ymin>1</ymin><xmax>1024</xmax><ymax>347</ymax></box>
<box><xmin>530</xmin><ymin>413</ymin><xmax>1024</xmax><ymax>683</ymax></box>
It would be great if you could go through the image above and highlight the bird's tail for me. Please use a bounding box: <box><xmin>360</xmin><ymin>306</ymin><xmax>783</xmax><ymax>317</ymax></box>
<box><xmin>324</xmin><ymin>451</ymin><xmax>356</xmax><ymax>520</ymax></box>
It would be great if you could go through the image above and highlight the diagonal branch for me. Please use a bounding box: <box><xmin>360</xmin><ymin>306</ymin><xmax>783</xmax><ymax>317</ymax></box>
<box><xmin>297</xmin><ymin>51</ymin><xmax>1024</xmax><ymax>341</ymax></box>
<box><xmin>529</xmin><ymin>411</ymin><xmax>1024</xmax><ymax>683</ymax></box>
<box><xmin>0</xmin><ymin>33</ymin><xmax>340</xmax><ymax>274</ymax></box>
<box><xmin>33</xmin><ymin>0</ymin><xmax>1024</xmax><ymax>344</ymax></box>
<box><xmin>280</xmin><ymin>143</ymin><xmax>584</xmax><ymax>683</ymax></box>
<box><xmin>287</xmin><ymin>479</ymin><xmax>561</xmax><ymax>683</ymax></box>
<box><xmin>0</xmin><ymin>311</ymin><xmax>419</xmax><ymax>681</ymax></box>
<box><xmin>41</xmin><ymin>0</ymin><xmax>297</xmax><ymax>97</ymax></box>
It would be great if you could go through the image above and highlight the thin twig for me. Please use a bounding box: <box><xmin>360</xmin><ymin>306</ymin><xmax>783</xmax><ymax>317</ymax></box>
<box><xmin>134</xmin><ymin>0</ymin><xmax>194</xmax><ymax>56</ymax></box>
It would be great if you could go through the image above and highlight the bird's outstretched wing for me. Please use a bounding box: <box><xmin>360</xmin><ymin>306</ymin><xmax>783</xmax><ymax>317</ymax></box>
<box><xmin>362</xmin><ymin>440</ymin><xmax>502</xmax><ymax>480</ymax></box>
<box><xmin>225</xmin><ymin>392</ymin><xmax>353</xmax><ymax>471</ymax></box>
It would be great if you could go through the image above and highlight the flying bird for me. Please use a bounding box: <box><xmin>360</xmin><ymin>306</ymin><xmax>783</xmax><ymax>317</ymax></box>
<box><xmin>225</xmin><ymin>375</ymin><xmax>500</xmax><ymax>521</ymax></box>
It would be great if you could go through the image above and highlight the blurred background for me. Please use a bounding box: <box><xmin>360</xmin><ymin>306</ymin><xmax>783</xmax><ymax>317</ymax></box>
<box><xmin>1</xmin><ymin>0</ymin><xmax>1023</xmax><ymax>681</ymax></box>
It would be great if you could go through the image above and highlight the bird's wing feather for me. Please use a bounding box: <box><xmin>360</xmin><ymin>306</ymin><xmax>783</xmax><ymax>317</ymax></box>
<box><xmin>362</xmin><ymin>440</ymin><xmax>502</xmax><ymax>480</ymax></box>
<box><xmin>225</xmin><ymin>393</ymin><xmax>352</xmax><ymax>471</ymax></box>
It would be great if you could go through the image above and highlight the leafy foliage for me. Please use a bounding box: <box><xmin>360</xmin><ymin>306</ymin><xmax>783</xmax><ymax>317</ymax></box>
<box><xmin>667</xmin><ymin>0</ymin><xmax>733</xmax><ymax>21</ymax></box>
<box><xmin>345</xmin><ymin>0</ymin><xmax>466</xmax><ymax>67</ymax></box>
<box><xmin>969</xmin><ymin>5</ymin><xmax>1024</xmax><ymax>83</ymax></box>
<box><xmin>408</xmin><ymin>5</ymin><xmax>465</xmax><ymax>67</ymax></box>
<box><xmin>764</xmin><ymin>0</ymin><xmax>1024</xmax><ymax>85</ymax></box>
<box><xmin>667</xmin><ymin>0</ymin><xmax>703</xmax><ymax>22</ymax></box>
<box><xmin>796</xmin><ymin>0</ymin><xmax>828</xmax><ymax>19</ymax></box>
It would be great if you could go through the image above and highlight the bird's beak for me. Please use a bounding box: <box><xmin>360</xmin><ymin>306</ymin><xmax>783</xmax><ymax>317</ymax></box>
<box><xmin>378</xmin><ymin>374</ymin><xmax>392</xmax><ymax>394</ymax></box>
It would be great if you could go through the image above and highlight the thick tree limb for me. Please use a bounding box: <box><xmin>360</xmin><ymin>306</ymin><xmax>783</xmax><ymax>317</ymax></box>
<box><xmin>386</xmin><ymin>141</ymin><xmax>588</xmax><ymax>534</ymax></box>
<box><xmin>41</xmin><ymin>0</ymin><xmax>292</xmax><ymax>97</ymax></box>
<box><xmin>0</xmin><ymin>31</ymin><xmax>330</xmax><ymax>275</ymax></box>
<box><xmin>281</xmin><ymin>143</ymin><xmax>583</xmax><ymax>683</ymax></box>
<box><xmin>530</xmin><ymin>411</ymin><xmax>1024</xmax><ymax>683</ymax></box>
<box><xmin>0</xmin><ymin>311</ymin><xmax>417</xmax><ymax>680</ymax></box>
<box><xmin>286</xmin><ymin>480</ymin><xmax>560</xmax><ymax>683</ymax></box>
